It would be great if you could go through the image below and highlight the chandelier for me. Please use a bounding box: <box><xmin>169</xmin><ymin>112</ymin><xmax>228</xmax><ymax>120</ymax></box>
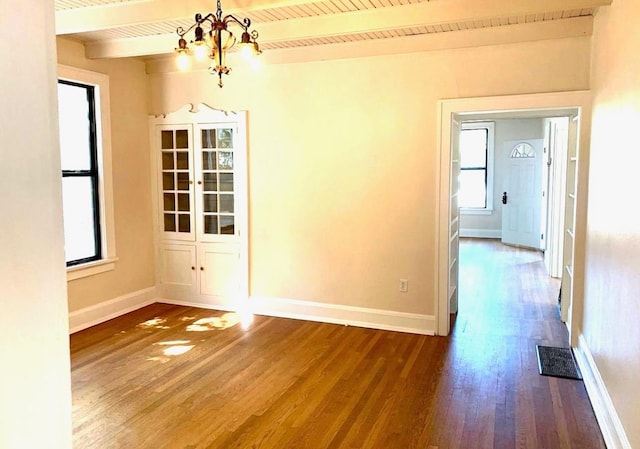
<box><xmin>175</xmin><ymin>0</ymin><xmax>262</xmax><ymax>87</ymax></box>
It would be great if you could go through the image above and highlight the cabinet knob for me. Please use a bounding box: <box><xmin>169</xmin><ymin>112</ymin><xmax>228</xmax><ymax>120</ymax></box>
<box><xmin>189</xmin><ymin>180</ymin><xmax>194</xmax><ymax>185</ymax></box>
<box><xmin>200</xmin><ymin>266</ymin><xmax>204</xmax><ymax>271</ymax></box>
<box><xmin>191</xmin><ymin>266</ymin><xmax>195</xmax><ymax>270</ymax></box>
<box><xmin>197</xmin><ymin>180</ymin><xmax>202</xmax><ymax>185</ymax></box>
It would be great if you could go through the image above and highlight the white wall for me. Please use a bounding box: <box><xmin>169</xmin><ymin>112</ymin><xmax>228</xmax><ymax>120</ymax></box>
<box><xmin>57</xmin><ymin>38</ymin><xmax>155</xmax><ymax>314</ymax></box>
<box><xmin>582</xmin><ymin>0</ymin><xmax>640</xmax><ymax>446</ymax></box>
<box><xmin>459</xmin><ymin>117</ymin><xmax>544</xmax><ymax>237</ymax></box>
<box><xmin>0</xmin><ymin>1</ymin><xmax>73</xmax><ymax>448</ymax></box>
<box><xmin>148</xmin><ymin>36</ymin><xmax>590</xmax><ymax>318</ymax></box>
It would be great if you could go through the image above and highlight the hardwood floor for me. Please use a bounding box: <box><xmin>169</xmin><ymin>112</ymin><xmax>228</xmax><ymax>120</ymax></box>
<box><xmin>70</xmin><ymin>239</ymin><xmax>606</xmax><ymax>448</ymax></box>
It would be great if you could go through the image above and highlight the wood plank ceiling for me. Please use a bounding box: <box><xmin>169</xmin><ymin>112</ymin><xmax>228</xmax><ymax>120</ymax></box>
<box><xmin>54</xmin><ymin>0</ymin><xmax>611</xmax><ymax>60</ymax></box>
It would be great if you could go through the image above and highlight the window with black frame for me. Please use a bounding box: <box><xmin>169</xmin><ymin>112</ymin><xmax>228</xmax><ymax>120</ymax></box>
<box><xmin>57</xmin><ymin>80</ymin><xmax>102</xmax><ymax>266</ymax></box>
<box><xmin>459</xmin><ymin>126</ymin><xmax>490</xmax><ymax>209</ymax></box>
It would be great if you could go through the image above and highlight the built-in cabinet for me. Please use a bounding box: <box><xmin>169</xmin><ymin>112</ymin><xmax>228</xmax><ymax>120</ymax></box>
<box><xmin>150</xmin><ymin>104</ymin><xmax>248</xmax><ymax>308</ymax></box>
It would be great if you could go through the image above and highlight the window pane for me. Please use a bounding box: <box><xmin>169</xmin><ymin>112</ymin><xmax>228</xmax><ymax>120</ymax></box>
<box><xmin>459</xmin><ymin>170</ymin><xmax>487</xmax><ymax>208</ymax></box>
<box><xmin>204</xmin><ymin>215</ymin><xmax>218</xmax><ymax>234</ymax></box>
<box><xmin>164</xmin><ymin>214</ymin><xmax>176</xmax><ymax>232</ymax></box>
<box><xmin>161</xmin><ymin>131</ymin><xmax>174</xmax><ymax>149</ymax></box>
<box><xmin>460</xmin><ymin>129</ymin><xmax>487</xmax><ymax>168</ymax></box>
<box><xmin>162</xmin><ymin>152</ymin><xmax>174</xmax><ymax>170</ymax></box>
<box><xmin>219</xmin><ymin>173</ymin><xmax>233</xmax><ymax>192</ymax></box>
<box><xmin>163</xmin><ymin>193</ymin><xmax>175</xmax><ymax>211</ymax></box>
<box><xmin>203</xmin><ymin>173</ymin><xmax>217</xmax><ymax>192</ymax></box>
<box><xmin>176</xmin><ymin>173</ymin><xmax>190</xmax><ymax>190</ymax></box>
<box><xmin>219</xmin><ymin>194</ymin><xmax>234</xmax><ymax>213</ymax></box>
<box><xmin>218</xmin><ymin>152</ymin><xmax>233</xmax><ymax>170</ymax></box>
<box><xmin>177</xmin><ymin>193</ymin><xmax>190</xmax><ymax>211</ymax></box>
<box><xmin>203</xmin><ymin>151</ymin><xmax>217</xmax><ymax>170</ymax></box>
<box><xmin>203</xmin><ymin>194</ymin><xmax>218</xmax><ymax>213</ymax></box>
<box><xmin>62</xmin><ymin>177</ymin><xmax>97</xmax><ymax>262</ymax></box>
<box><xmin>511</xmin><ymin>142</ymin><xmax>536</xmax><ymax>158</ymax></box>
<box><xmin>58</xmin><ymin>83</ymin><xmax>92</xmax><ymax>171</ymax></box>
<box><xmin>162</xmin><ymin>173</ymin><xmax>175</xmax><ymax>190</ymax></box>
<box><xmin>220</xmin><ymin>216</ymin><xmax>234</xmax><ymax>235</ymax></box>
<box><xmin>217</xmin><ymin>129</ymin><xmax>233</xmax><ymax>148</ymax></box>
<box><xmin>202</xmin><ymin>129</ymin><xmax>216</xmax><ymax>149</ymax></box>
<box><xmin>178</xmin><ymin>214</ymin><xmax>190</xmax><ymax>232</ymax></box>
<box><xmin>176</xmin><ymin>151</ymin><xmax>189</xmax><ymax>169</ymax></box>
<box><xmin>175</xmin><ymin>130</ymin><xmax>189</xmax><ymax>149</ymax></box>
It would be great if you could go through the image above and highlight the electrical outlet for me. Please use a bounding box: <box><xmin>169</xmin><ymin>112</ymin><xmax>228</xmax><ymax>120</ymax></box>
<box><xmin>399</xmin><ymin>279</ymin><xmax>409</xmax><ymax>293</ymax></box>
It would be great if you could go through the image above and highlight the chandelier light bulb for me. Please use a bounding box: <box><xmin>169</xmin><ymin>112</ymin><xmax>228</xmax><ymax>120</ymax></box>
<box><xmin>176</xmin><ymin>52</ymin><xmax>190</xmax><ymax>71</ymax></box>
<box><xmin>194</xmin><ymin>43</ymin><xmax>208</xmax><ymax>61</ymax></box>
<box><xmin>240</xmin><ymin>44</ymin><xmax>254</xmax><ymax>62</ymax></box>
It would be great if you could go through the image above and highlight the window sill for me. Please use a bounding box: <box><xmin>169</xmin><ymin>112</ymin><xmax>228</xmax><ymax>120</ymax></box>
<box><xmin>461</xmin><ymin>208</ymin><xmax>494</xmax><ymax>216</ymax></box>
<box><xmin>67</xmin><ymin>257</ymin><xmax>119</xmax><ymax>281</ymax></box>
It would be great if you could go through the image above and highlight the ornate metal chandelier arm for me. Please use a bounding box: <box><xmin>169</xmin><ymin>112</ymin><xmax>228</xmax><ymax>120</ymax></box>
<box><xmin>197</xmin><ymin>13</ymin><xmax>217</xmax><ymax>27</ymax></box>
<box><xmin>176</xmin><ymin>23</ymin><xmax>198</xmax><ymax>38</ymax></box>
<box><xmin>176</xmin><ymin>13</ymin><xmax>216</xmax><ymax>38</ymax></box>
<box><xmin>222</xmin><ymin>15</ymin><xmax>252</xmax><ymax>31</ymax></box>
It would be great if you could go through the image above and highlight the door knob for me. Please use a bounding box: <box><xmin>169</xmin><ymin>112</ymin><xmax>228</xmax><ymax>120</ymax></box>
<box><xmin>502</xmin><ymin>192</ymin><xmax>508</xmax><ymax>204</ymax></box>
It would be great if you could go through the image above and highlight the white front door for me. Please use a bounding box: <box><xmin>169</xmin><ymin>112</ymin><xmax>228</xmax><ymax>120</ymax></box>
<box><xmin>501</xmin><ymin>139</ymin><xmax>544</xmax><ymax>249</ymax></box>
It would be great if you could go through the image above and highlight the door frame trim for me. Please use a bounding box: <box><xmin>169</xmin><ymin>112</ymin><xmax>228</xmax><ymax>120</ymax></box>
<box><xmin>436</xmin><ymin>91</ymin><xmax>592</xmax><ymax>340</ymax></box>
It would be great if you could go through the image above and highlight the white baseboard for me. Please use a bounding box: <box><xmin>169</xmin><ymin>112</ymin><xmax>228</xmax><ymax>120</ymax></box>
<box><xmin>157</xmin><ymin>296</ymin><xmax>436</xmax><ymax>335</ymax></box>
<box><xmin>68</xmin><ymin>287</ymin><xmax>157</xmax><ymax>334</ymax></box>
<box><xmin>157</xmin><ymin>297</ymin><xmax>239</xmax><ymax>314</ymax></box>
<box><xmin>574</xmin><ymin>334</ymin><xmax>632</xmax><ymax>449</ymax></box>
<box><xmin>250</xmin><ymin>296</ymin><xmax>436</xmax><ymax>335</ymax></box>
<box><xmin>459</xmin><ymin>228</ymin><xmax>502</xmax><ymax>239</ymax></box>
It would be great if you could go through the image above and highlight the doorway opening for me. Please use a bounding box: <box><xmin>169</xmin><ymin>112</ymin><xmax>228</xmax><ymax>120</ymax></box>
<box><xmin>455</xmin><ymin>237</ymin><xmax>562</xmax><ymax>339</ymax></box>
<box><xmin>437</xmin><ymin>91</ymin><xmax>591</xmax><ymax>344</ymax></box>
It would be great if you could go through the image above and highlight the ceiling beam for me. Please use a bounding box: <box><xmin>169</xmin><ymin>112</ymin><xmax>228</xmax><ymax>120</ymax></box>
<box><xmin>57</xmin><ymin>0</ymin><xmax>612</xmax><ymax>35</ymax></box>
<box><xmin>87</xmin><ymin>15</ymin><xmax>592</xmax><ymax>60</ymax></box>
<box><xmin>143</xmin><ymin>16</ymin><xmax>593</xmax><ymax>72</ymax></box>
<box><xmin>85</xmin><ymin>34</ymin><xmax>178</xmax><ymax>59</ymax></box>
<box><xmin>253</xmin><ymin>0</ymin><xmax>605</xmax><ymax>43</ymax></box>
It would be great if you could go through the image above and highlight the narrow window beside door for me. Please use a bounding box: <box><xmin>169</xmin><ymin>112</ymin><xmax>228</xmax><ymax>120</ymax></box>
<box><xmin>58</xmin><ymin>80</ymin><xmax>101</xmax><ymax>266</ymax></box>
<box><xmin>459</xmin><ymin>122</ymin><xmax>495</xmax><ymax>212</ymax></box>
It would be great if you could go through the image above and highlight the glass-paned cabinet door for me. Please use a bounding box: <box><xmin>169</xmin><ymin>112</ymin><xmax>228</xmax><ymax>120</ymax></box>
<box><xmin>157</xmin><ymin>125</ymin><xmax>195</xmax><ymax>241</ymax></box>
<box><xmin>197</xmin><ymin>124</ymin><xmax>237</xmax><ymax>242</ymax></box>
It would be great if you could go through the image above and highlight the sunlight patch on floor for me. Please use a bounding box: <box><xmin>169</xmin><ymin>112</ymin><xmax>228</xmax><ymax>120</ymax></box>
<box><xmin>137</xmin><ymin>317</ymin><xmax>171</xmax><ymax>329</ymax></box>
<box><xmin>148</xmin><ymin>341</ymin><xmax>195</xmax><ymax>360</ymax></box>
<box><xmin>146</xmin><ymin>356</ymin><xmax>170</xmax><ymax>363</ymax></box>
<box><xmin>186</xmin><ymin>313</ymin><xmax>241</xmax><ymax>331</ymax></box>
<box><xmin>154</xmin><ymin>340</ymin><xmax>191</xmax><ymax>346</ymax></box>
<box><xmin>162</xmin><ymin>345</ymin><xmax>194</xmax><ymax>356</ymax></box>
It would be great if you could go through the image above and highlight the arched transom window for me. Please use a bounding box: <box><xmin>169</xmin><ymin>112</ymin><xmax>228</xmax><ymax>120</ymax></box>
<box><xmin>510</xmin><ymin>142</ymin><xmax>536</xmax><ymax>158</ymax></box>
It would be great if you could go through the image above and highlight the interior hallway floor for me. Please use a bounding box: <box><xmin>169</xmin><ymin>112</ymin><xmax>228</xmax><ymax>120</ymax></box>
<box><xmin>450</xmin><ymin>237</ymin><xmax>605</xmax><ymax>448</ymax></box>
